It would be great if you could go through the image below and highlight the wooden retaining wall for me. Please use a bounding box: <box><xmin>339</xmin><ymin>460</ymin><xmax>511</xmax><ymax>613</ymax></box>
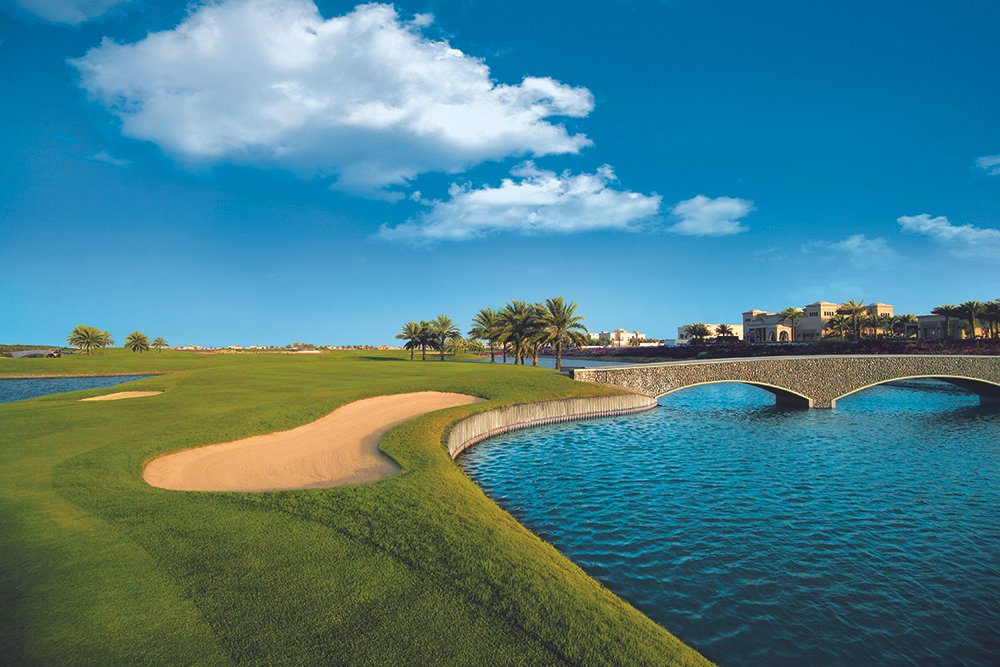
<box><xmin>446</xmin><ymin>393</ymin><xmax>657</xmax><ymax>458</ymax></box>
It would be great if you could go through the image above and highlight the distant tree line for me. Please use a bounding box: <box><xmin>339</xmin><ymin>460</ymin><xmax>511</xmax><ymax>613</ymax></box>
<box><xmin>396</xmin><ymin>297</ymin><xmax>588</xmax><ymax>371</ymax></box>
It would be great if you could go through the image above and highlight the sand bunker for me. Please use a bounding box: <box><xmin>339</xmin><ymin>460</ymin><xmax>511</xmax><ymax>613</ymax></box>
<box><xmin>80</xmin><ymin>391</ymin><xmax>162</xmax><ymax>402</ymax></box>
<box><xmin>143</xmin><ymin>391</ymin><xmax>482</xmax><ymax>492</ymax></box>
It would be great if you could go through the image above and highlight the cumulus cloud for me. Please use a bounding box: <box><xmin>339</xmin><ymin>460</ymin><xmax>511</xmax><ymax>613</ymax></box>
<box><xmin>898</xmin><ymin>213</ymin><xmax>1000</xmax><ymax>258</ymax></box>
<box><xmin>379</xmin><ymin>162</ymin><xmax>661</xmax><ymax>242</ymax></box>
<box><xmin>9</xmin><ymin>0</ymin><xmax>126</xmax><ymax>24</ymax></box>
<box><xmin>975</xmin><ymin>155</ymin><xmax>1000</xmax><ymax>176</ymax></box>
<box><xmin>71</xmin><ymin>0</ymin><xmax>594</xmax><ymax>194</ymax></box>
<box><xmin>668</xmin><ymin>195</ymin><xmax>753</xmax><ymax>236</ymax></box>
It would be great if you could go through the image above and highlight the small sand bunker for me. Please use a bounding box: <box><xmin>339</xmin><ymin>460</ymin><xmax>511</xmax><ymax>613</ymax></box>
<box><xmin>80</xmin><ymin>391</ymin><xmax>162</xmax><ymax>402</ymax></box>
<box><xmin>143</xmin><ymin>391</ymin><xmax>482</xmax><ymax>492</ymax></box>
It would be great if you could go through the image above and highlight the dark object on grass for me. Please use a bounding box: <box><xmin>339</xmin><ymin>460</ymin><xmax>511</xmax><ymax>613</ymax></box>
<box><xmin>10</xmin><ymin>349</ymin><xmax>62</xmax><ymax>359</ymax></box>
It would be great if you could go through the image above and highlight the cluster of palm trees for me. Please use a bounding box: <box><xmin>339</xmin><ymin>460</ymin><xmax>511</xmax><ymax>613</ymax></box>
<box><xmin>681</xmin><ymin>323</ymin><xmax>736</xmax><ymax>344</ymax></box>
<box><xmin>396</xmin><ymin>297</ymin><xmax>589</xmax><ymax>371</ymax></box>
<box><xmin>394</xmin><ymin>315</ymin><xmax>461</xmax><ymax>362</ymax></box>
<box><xmin>800</xmin><ymin>299</ymin><xmax>1000</xmax><ymax>341</ymax></box>
<box><xmin>821</xmin><ymin>304</ymin><xmax>917</xmax><ymax>341</ymax></box>
<box><xmin>929</xmin><ymin>300</ymin><xmax>1000</xmax><ymax>340</ymax></box>
<box><xmin>124</xmin><ymin>331</ymin><xmax>169</xmax><ymax>353</ymax></box>
<box><xmin>67</xmin><ymin>325</ymin><xmax>167</xmax><ymax>354</ymax></box>
<box><xmin>67</xmin><ymin>325</ymin><xmax>116</xmax><ymax>355</ymax></box>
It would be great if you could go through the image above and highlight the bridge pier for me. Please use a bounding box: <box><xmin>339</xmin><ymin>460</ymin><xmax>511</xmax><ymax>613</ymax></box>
<box><xmin>775</xmin><ymin>392</ymin><xmax>814</xmax><ymax>409</ymax></box>
<box><xmin>943</xmin><ymin>378</ymin><xmax>1000</xmax><ymax>408</ymax></box>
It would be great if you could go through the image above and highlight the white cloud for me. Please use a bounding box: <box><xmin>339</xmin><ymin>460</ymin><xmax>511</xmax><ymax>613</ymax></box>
<box><xmin>803</xmin><ymin>234</ymin><xmax>899</xmax><ymax>264</ymax></box>
<box><xmin>379</xmin><ymin>162</ymin><xmax>661</xmax><ymax>242</ymax></box>
<box><xmin>668</xmin><ymin>195</ymin><xmax>753</xmax><ymax>236</ymax></box>
<box><xmin>71</xmin><ymin>0</ymin><xmax>594</xmax><ymax>194</ymax></box>
<box><xmin>898</xmin><ymin>213</ymin><xmax>1000</xmax><ymax>258</ymax></box>
<box><xmin>10</xmin><ymin>0</ymin><xmax>126</xmax><ymax>24</ymax></box>
<box><xmin>975</xmin><ymin>155</ymin><xmax>1000</xmax><ymax>176</ymax></box>
<box><xmin>90</xmin><ymin>149</ymin><xmax>130</xmax><ymax>168</ymax></box>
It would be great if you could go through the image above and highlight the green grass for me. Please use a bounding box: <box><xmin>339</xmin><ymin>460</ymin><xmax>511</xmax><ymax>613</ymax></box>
<box><xmin>0</xmin><ymin>350</ymin><xmax>710</xmax><ymax>665</ymax></box>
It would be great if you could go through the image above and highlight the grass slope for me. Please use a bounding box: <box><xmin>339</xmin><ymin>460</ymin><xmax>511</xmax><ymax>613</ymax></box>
<box><xmin>0</xmin><ymin>350</ymin><xmax>710</xmax><ymax>666</ymax></box>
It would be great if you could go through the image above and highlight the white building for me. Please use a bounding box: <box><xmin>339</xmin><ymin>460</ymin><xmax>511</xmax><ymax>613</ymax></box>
<box><xmin>589</xmin><ymin>329</ymin><xmax>649</xmax><ymax>347</ymax></box>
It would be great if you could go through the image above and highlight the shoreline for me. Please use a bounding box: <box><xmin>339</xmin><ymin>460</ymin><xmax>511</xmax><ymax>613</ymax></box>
<box><xmin>447</xmin><ymin>393</ymin><xmax>657</xmax><ymax>459</ymax></box>
<box><xmin>0</xmin><ymin>372</ymin><xmax>167</xmax><ymax>379</ymax></box>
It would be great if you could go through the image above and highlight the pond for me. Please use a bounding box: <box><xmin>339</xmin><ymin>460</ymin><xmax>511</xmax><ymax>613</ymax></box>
<box><xmin>459</xmin><ymin>380</ymin><xmax>1000</xmax><ymax>665</ymax></box>
<box><xmin>0</xmin><ymin>375</ymin><xmax>155</xmax><ymax>404</ymax></box>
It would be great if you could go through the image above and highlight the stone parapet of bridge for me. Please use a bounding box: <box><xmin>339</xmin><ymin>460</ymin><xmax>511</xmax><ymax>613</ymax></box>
<box><xmin>571</xmin><ymin>355</ymin><xmax>1000</xmax><ymax>409</ymax></box>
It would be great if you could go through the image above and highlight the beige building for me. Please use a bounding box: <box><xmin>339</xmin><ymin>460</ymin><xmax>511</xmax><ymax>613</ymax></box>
<box><xmin>916</xmin><ymin>315</ymin><xmax>981</xmax><ymax>340</ymax></box>
<box><xmin>743</xmin><ymin>301</ymin><xmax>894</xmax><ymax>342</ymax></box>
<box><xmin>676</xmin><ymin>323</ymin><xmax>744</xmax><ymax>343</ymax></box>
<box><xmin>590</xmin><ymin>329</ymin><xmax>648</xmax><ymax>347</ymax></box>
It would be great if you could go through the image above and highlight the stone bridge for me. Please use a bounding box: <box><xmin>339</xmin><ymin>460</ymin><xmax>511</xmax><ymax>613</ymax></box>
<box><xmin>571</xmin><ymin>355</ymin><xmax>1000</xmax><ymax>409</ymax></box>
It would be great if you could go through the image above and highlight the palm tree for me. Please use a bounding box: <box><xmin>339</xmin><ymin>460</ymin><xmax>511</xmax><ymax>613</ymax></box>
<box><xmin>959</xmin><ymin>301</ymin><xmax>986</xmax><ymax>340</ymax></box>
<box><xmin>395</xmin><ymin>321</ymin><xmax>423</xmax><ymax>361</ymax></box>
<box><xmin>537</xmin><ymin>296</ymin><xmax>589</xmax><ymax>371</ymax></box>
<box><xmin>446</xmin><ymin>336</ymin><xmax>467</xmax><ymax>356</ymax></box>
<box><xmin>501</xmin><ymin>300</ymin><xmax>534</xmax><ymax>365</ymax></box>
<box><xmin>900</xmin><ymin>314</ymin><xmax>918</xmax><ymax>339</ymax></box>
<box><xmin>151</xmin><ymin>337</ymin><xmax>168</xmax><ymax>353</ymax></box>
<box><xmin>468</xmin><ymin>308</ymin><xmax>502</xmax><ymax>363</ymax></box>
<box><xmin>528</xmin><ymin>303</ymin><xmax>547</xmax><ymax>366</ymax></box>
<box><xmin>67</xmin><ymin>325</ymin><xmax>104</xmax><ymax>355</ymax></box>
<box><xmin>124</xmin><ymin>331</ymin><xmax>150</xmax><ymax>353</ymax></box>
<box><xmin>836</xmin><ymin>299</ymin><xmax>866</xmax><ymax>341</ymax></box>
<box><xmin>98</xmin><ymin>330</ymin><xmax>115</xmax><ymax>350</ymax></box>
<box><xmin>431</xmin><ymin>315</ymin><xmax>461</xmax><ymax>361</ymax></box>
<box><xmin>778</xmin><ymin>307</ymin><xmax>804</xmax><ymax>342</ymax></box>
<box><xmin>875</xmin><ymin>314</ymin><xmax>895</xmax><ymax>339</ymax></box>
<box><xmin>931</xmin><ymin>304</ymin><xmax>960</xmax><ymax>341</ymax></box>
<box><xmin>980</xmin><ymin>300</ymin><xmax>1000</xmax><ymax>339</ymax></box>
<box><xmin>824</xmin><ymin>314</ymin><xmax>851</xmax><ymax>338</ymax></box>
<box><xmin>683</xmin><ymin>322</ymin><xmax>712</xmax><ymax>344</ymax></box>
<box><xmin>416</xmin><ymin>320</ymin><xmax>435</xmax><ymax>360</ymax></box>
<box><xmin>714</xmin><ymin>323</ymin><xmax>736</xmax><ymax>341</ymax></box>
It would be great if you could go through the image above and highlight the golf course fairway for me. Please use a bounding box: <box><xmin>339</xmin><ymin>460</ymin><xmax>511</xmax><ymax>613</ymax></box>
<box><xmin>0</xmin><ymin>350</ymin><xmax>709</xmax><ymax>665</ymax></box>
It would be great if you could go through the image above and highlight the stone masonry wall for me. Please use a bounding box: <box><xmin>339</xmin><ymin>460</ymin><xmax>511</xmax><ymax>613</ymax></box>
<box><xmin>572</xmin><ymin>355</ymin><xmax>1000</xmax><ymax>409</ymax></box>
<box><xmin>446</xmin><ymin>393</ymin><xmax>657</xmax><ymax>458</ymax></box>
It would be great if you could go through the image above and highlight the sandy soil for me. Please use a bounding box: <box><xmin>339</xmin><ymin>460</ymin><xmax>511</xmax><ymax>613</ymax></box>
<box><xmin>143</xmin><ymin>391</ymin><xmax>482</xmax><ymax>492</ymax></box>
<box><xmin>80</xmin><ymin>391</ymin><xmax>162</xmax><ymax>401</ymax></box>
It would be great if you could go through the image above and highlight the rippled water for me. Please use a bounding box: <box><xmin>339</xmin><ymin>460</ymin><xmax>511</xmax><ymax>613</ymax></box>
<box><xmin>0</xmin><ymin>375</ymin><xmax>153</xmax><ymax>403</ymax></box>
<box><xmin>459</xmin><ymin>381</ymin><xmax>1000</xmax><ymax>666</ymax></box>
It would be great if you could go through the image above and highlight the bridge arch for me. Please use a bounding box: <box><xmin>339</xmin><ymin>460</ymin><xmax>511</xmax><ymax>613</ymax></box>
<box><xmin>570</xmin><ymin>355</ymin><xmax>1000</xmax><ymax>410</ymax></box>
<box><xmin>832</xmin><ymin>375</ymin><xmax>1000</xmax><ymax>409</ymax></box>
<box><xmin>656</xmin><ymin>380</ymin><xmax>814</xmax><ymax>409</ymax></box>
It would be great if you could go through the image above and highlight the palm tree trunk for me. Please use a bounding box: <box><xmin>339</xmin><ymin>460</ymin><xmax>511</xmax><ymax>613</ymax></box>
<box><xmin>410</xmin><ymin>347</ymin><xmax>414</xmax><ymax>361</ymax></box>
<box><xmin>489</xmin><ymin>341</ymin><xmax>495</xmax><ymax>363</ymax></box>
<box><xmin>421</xmin><ymin>344</ymin><xmax>426</xmax><ymax>361</ymax></box>
<box><xmin>555</xmin><ymin>342</ymin><xmax>563</xmax><ymax>371</ymax></box>
<box><xmin>440</xmin><ymin>337</ymin><xmax>446</xmax><ymax>361</ymax></box>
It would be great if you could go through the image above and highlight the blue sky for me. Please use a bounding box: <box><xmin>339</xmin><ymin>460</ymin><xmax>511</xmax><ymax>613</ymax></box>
<box><xmin>1</xmin><ymin>0</ymin><xmax>998</xmax><ymax>346</ymax></box>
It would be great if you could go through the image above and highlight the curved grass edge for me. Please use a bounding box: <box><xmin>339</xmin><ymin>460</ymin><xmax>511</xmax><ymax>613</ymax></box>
<box><xmin>445</xmin><ymin>393</ymin><xmax>658</xmax><ymax>458</ymax></box>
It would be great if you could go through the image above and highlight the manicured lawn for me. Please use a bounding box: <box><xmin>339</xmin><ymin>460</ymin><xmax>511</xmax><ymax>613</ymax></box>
<box><xmin>0</xmin><ymin>350</ymin><xmax>709</xmax><ymax>665</ymax></box>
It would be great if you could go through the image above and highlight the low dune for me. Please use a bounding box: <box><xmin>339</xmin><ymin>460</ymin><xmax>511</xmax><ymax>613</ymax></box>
<box><xmin>143</xmin><ymin>391</ymin><xmax>482</xmax><ymax>492</ymax></box>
